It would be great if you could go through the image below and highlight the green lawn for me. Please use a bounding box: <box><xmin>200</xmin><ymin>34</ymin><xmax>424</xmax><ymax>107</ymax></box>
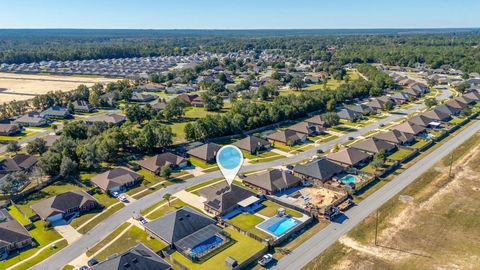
<box><xmin>61</xmin><ymin>265</ymin><xmax>75</xmax><ymax>270</ymax></box>
<box><xmin>360</xmin><ymin>164</ymin><xmax>377</xmax><ymax>174</ymax></box>
<box><xmin>0</xmin><ymin>130</ymin><xmax>39</xmax><ymax>141</ymax></box>
<box><xmin>145</xmin><ymin>199</ymin><xmax>187</xmax><ymax>220</ymax></box>
<box><xmin>410</xmin><ymin>139</ymin><xmax>430</xmax><ymax>149</ymax></box>
<box><xmin>7</xmin><ymin>205</ymin><xmax>31</xmax><ymax>226</ymax></box>
<box><xmin>449</xmin><ymin>117</ymin><xmax>465</xmax><ymax>125</ymax></box>
<box><xmin>188</xmin><ymin>157</ymin><xmax>217</xmax><ymax>169</ymax></box>
<box><xmin>93</xmin><ymin>226</ymin><xmax>167</xmax><ymax>261</ymax></box>
<box><xmin>228</xmin><ymin>213</ymin><xmax>271</xmax><ymax>239</ymax></box>
<box><xmin>77</xmin><ymin>203</ymin><xmax>125</xmax><ymax>234</ymax></box>
<box><xmin>170</xmin><ymin>227</ymin><xmax>266</xmax><ymax>270</ymax></box>
<box><xmin>273</xmin><ymin>141</ymin><xmax>313</xmax><ymax>153</ymax></box>
<box><xmin>0</xmin><ymin>221</ymin><xmax>62</xmax><ymax>269</ymax></box>
<box><xmin>10</xmin><ymin>240</ymin><xmax>68</xmax><ymax>270</ymax></box>
<box><xmin>140</xmin><ymin>199</ymin><xmax>166</xmax><ymax>216</ymax></box>
<box><xmin>388</xmin><ymin>148</ymin><xmax>414</xmax><ymax>161</ymax></box>
<box><xmin>241</xmin><ymin>150</ymin><xmax>279</xmax><ymax>160</ymax></box>
<box><xmin>86</xmin><ymin>223</ymin><xmax>131</xmax><ymax>257</ymax></box>
<box><xmin>257</xmin><ymin>201</ymin><xmax>303</xmax><ymax>218</ymax></box>
<box><xmin>184</xmin><ymin>178</ymin><xmax>224</xmax><ymax>192</ymax></box>
<box><xmin>15</xmin><ymin>181</ymin><xmax>85</xmax><ymax>218</ymax></box>
<box><xmin>248</xmin><ymin>155</ymin><xmax>285</xmax><ymax>164</ymax></box>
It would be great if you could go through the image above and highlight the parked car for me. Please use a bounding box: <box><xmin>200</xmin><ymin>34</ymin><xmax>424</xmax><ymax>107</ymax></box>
<box><xmin>111</xmin><ymin>191</ymin><xmax>120</xmax><ymax>198</ymax></box>
<box><xmin>286</xmin><ymin>164</ymin><xmax>294</xmax><ymax>170</ymax></box>
<box><xmin>379</xmin><ymin>123</ymin><xmax>385</xmax><ymax>127</ymax></box>
<box><xmin>88</xmin><ymin>258</ymin><xmax>98</xmax><ymax>266</ymax></box>
<box><xmin>238</xmin><ymin>174</ymin><xmax>246</xmax><ymax>179</ymax></box>
<box><xmin>79</xmin><ymin>266</ymin><xmax>89</xmax><ymax>270</ymax></box>
<box><xmin>258</xmin><ymin>254</ymin><xmax>273</xmax><ymax>266</ymax></box>
<box><xmin>118</xmin><ymin>194</ymin><xmax>128</xmax><ymax>202</ymax></box>
<box><xmin>140</xmin><ymin>218</ymin><xmax>148</xmax><ymax>225</ymax></box>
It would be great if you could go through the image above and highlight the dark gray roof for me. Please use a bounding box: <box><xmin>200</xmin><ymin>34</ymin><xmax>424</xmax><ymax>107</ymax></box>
<box><xmin>350</xmin><ymin>138</ymin><xmax>396</xmax><ymax>154</ymax></box>
<box><xmin>434</xmin><ymin>104</ymin><xmax>459</xmax><ymax>115</ymax></box>
<box><xmin>337</xmin><ymin>108</ymin><xmax>362</xmax><ymax>121</ymax></box>
<box><xmin>30</xmin><ymin>190</ymin><xmax>97</xmax><ymax>220</ymax></box>
<box><xmin>422</xmin><ymin>109</ymin><xmax>450</xmax><ymax>122</ymax></box>
<box><xmin>0</xmin><ymin>154</ymin><xmax>38</xmax><ymax>173</ymax></box>
<box><xmin>266</xmin><ymin>129</ymin><xmax>306</xmax><ymax>144</ymax></box>
<box><xmin>40</xmin><ymin>106</ymin><xmax>71</xmax><ymax>118</ymax></box>
<box><xmin>373</xmin><ymin>130</ymin><xmax>414</xmax><ymax>145</ymax></box>
<box><xmin>187</xmin><ymin>143</ymin><xmax>221</xmax><ymax>162</ymax></box>
<box><xmin>144</xmin><ymin>206</ymin><xmax>216</xmax><ymax>245</ymax></box>
<box><xmin>91</xmin><ymin>244</ymin><xmax>171</xmax><ymax>270</ymax></box>
<box><xmin>232</xmin><ymin>136</ymin><xmax>270</xmax><ymax>153</ymax></box>
<box><xmin>202</xmin><ymin>182</ymin><xmax>257</xmax><ymax>214</ymax></box>
<box><xmin>0</xmin><ymin>209</ymin><xmax>32</xmax><ymax>249</ymax></box>
<box><xmin>326</xmin><ymin>147</ymin><xmax>371</xmax><ymax>166</ymax></box>
<box><xmin>243</xmin><ymin>169</ymin><xmax>302</xmax><ymax>193</ymax></box>
<box><xmin>293</xmin><ymin>158</ymin><xmax>344</xmax><ymax>180</ymax></box>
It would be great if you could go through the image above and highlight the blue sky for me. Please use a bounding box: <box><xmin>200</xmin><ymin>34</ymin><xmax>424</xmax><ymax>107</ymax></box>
<box><xmin>1</xmin><ymin>0</ymin><xmax>479</xmax><ymax>29</ymax></box>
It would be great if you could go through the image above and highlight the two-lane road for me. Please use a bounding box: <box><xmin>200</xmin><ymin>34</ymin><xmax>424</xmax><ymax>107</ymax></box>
<box><xmin>273</xmin><ymin>120</ymin><xmax>480</xmax><ymax>270</ymax></box>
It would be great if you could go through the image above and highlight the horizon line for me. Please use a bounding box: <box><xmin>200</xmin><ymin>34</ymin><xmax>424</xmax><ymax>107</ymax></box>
<box><xmin>0</xmin><ymin>27</ymin><xmax>479</xmax><ymax>31</ymax></box>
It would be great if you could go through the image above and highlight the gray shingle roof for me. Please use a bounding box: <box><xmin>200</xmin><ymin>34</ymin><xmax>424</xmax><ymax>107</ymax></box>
<box><xmin>30</xmin><ymin>190</ymin><xmax>98</xmax><ymax>220</ymax></box>
<box><xmin>350</xmin><ymin>138</ymin><xmax>396</xmax><ymax>154</ymax></box>
<box><xmin>0</xmin><ymin>209</ymin><xmax>32</xmax><ymax>249</ymax></box>
<box><xmin>202</xmin><ymin>182</ymin><xmax>257</xmax><ymax>214</ymax></box>
<box><xmin>91</xmin><ymin>244</ymin><xmax>171</xmax><ymax>270</ymax></box>
<box><xmin>187</xmin><ymin>143</ymin><xmax>221</xmax><ymax>162</ymax></box>
<box><xmin>326</xmin><ymin>147</ymin><xmax>371</xmax><ymax>166</ymax></box>
<box><xmin>293</xmin><ymin>158</ymin><xmax>344</xmax><ymax>180</ymax></box>
<box><xmin>144</xmin><ymin>206</ymin><xmax>216</xmax><ymax>245</ymax></box>
<box><xmin>243</xmin><ymin>169</ymin><xmax>302</xmax><ymax>193</ymax></box>
<box><xmin>232</xmin><ymin>136</ymin><xmax>270</xmax><ymax>154</ymax></box>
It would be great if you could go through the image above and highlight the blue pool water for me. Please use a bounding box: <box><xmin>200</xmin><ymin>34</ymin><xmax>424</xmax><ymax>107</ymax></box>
<box><xmin>191</xmin><ymin>235</ymin><xmax>224</xmax><ymax>254</ymax></box>
<box><xmin>340</xmin><ymin>175</ymin><xmax>356</xmax><ymax>184</ymax></box>
<box><xmin>267</xmin><ymin>217</ymin><xmax>300</xmax><ymax>236</ymax></box>
<box><xmin>217</xmin><ymin>145</ymin><xmax>242</xmax><ymax>169</ymax></box>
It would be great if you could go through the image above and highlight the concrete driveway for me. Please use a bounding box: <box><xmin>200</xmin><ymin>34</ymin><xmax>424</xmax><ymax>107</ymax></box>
<box><xmin>54</xmin><ymin>223</ymin><xmax>82</xmax><ymax>244</ymax></box>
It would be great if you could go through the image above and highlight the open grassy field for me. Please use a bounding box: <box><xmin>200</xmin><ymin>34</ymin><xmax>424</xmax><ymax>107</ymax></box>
<box><xmin>0</xmin><ymin>72</ymin><xmax>116</xmax><ymax>103</ymax></box>
<box><xmin>304</xmin><ymin>133</ymin><xmax>480</xmax><ymax>270</ymax></box>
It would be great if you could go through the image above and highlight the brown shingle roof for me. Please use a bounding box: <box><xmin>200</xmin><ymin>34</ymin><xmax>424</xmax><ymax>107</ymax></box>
<box><xmin>267</xmin><ymin>129</ymin><xmax>307</xmax><ymax>144</ymax></box>
<box><xmin>326</xmin><ymin>147</ymin><xmax>371</xmax><ymax>166</ymax></box>
<box><xmin>30</xmin><ymin>190</ymin><xmax>97</xmax><ymax>220</ymax></box>
<box><xmin>0</xmin><ymin>209</ymin><xmax>32</xmax><ymax>248</ymax></box>
<box><xmin>243</xmin><ymin>169</ymin><xmax>302</xmax><ymax>193</ymax></box>
<box><xmin>187</xmin><ymin>143</ymin><xmax>221</xmax><ymax>162</ymax></box>
<box><xmin>90</xmin><ymin>167</ymin><xmax>142</xmax><ymax>191</ymax></box>
<box><xmin>350</xmin><ymin>138</ymin><xmax>396</xmax><ymax>154</ymax></box>
<box><xmin>391</xmin><ymin>121</ymin><xmax>426</xmax><ymax>135</ymax></box>
<box><xmin>373</xmin><ymin>130</ymin><xmax>414</xmax><ymax>145</ymax></box>
<box><xmin>136</xmin><ymin>153</ymin><xmax>186</xmax><ymax>172</ymax></box>
<box><xmin>232</xmin><ymin>136</ymin><xmax>270</xmax><ymax>154</ymax></box>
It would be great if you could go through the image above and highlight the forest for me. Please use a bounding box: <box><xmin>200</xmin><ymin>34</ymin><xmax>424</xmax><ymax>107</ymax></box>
<box><xmin>1</xmin><ymin>29</ymin><xmax>480</xmax><ymax>73</ymax></box>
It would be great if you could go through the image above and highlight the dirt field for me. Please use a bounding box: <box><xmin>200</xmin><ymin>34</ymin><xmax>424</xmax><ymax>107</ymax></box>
<box><xmin>301</xmin><ymin>187</ymin><xmax>344</xmax><ymax>208</ymax></box>
<box><xmin>304</xmin><ymin>133</ymin><xmax>480</xmax><ymax>270</ymax></box>
<box><xmin>0</xmin><ymin>72</ymin><xmax>117</xmax><ymax>103</ymax></box>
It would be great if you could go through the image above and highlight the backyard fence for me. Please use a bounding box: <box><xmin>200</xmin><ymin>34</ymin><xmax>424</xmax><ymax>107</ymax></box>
<box><xmin>221</xmin><ymin>220</ymin><xmax>271</xmax><ymax>246</ymax></box>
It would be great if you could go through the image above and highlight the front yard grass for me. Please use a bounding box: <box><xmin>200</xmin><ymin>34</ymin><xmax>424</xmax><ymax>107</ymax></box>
<box><xmin>10</xmin><ymin>239</ymin><xmax>68</xmax><ymax>270</ymax></box>
<box><xmin>170</xmin><ymin>227</ymin><xmax>266</xmax><ymax>270</ymax></box>
<box><xmin>448</xmin><ymin>117</ymin><xmax>465</xmax><ymax>125</ymax></box>
<box><xmin>185</xmin><ymin>178</ymin><xmax>224</xmax><ymax>193</ymax></box>
<box><xmin>257</xmin><ymin>200</ymin><xmax>303</xmax><ymax>218</ymax></box>
<box><xmin>410</xmin><ymin>139</ymin><xmax>430</xmax><ymax>149</ymax></box>
<box><xmin>0</xmin><ymin>130</ymin><xmax>39</xmax><ymax>142</ymax></box>
<box><xmin>76</xmin><ymin>203</ymin><xmax>125</xmax><ymax>234</ymax></box>
<box><xmin>188</xmin><ymin>157</ymin><xmax>217</xmax><ymax>169</ymax></box>
<box><xmin>0</xmin><ymin>221</ymin><xmax>62</xmax><ymax>269</ymax></box>
<box><xmin>86</xmin><ymin>223</ymin><xmax>131</xmax><ymax>257</ymax></box>
<box><xmin>93</xmin><ymin>225</ymin><xmax>167</xmax><ymax>261</ymax></box>
<box><xmin>7</xmin><ymin>205</ymin><xmax>31</xmax><ymax>226</ymax></box>
<box><xmin>145</xmin><ymin>199</ymin><xmax>187</xmax><ymax>220</ymax></box>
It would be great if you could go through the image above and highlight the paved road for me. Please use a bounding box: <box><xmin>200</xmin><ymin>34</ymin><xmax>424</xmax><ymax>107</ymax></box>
<box><xmin>273</xmin><ymin>120</ymin><xmax>480</xmax><ymax>270</ymax></box>
<box><xmin>32</xmin><ymin>87</ymin><xmax>451</xmax><ymax>270</ymax></box>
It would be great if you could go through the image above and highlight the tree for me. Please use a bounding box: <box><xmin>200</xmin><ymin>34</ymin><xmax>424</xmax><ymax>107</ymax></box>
<box><xmin>372</xmin><ymin>150</ymin><xmax>386</xmax><ymax>170</ymax></box>
<box><xmin>331</xmin><ymin>144</ymin><xmax>340</xmax><ymax>153</ymax></box>
<box><xmin>456</xmin><ymin>83</ymin><xmax>470</xmax><ymax>93</ymax></box>
<box><xmin>460</xmin><ymin>107</ymin><xmax>472</xmax><ymax>117</ymax></box>
<box><xmin>164</xmin><ymin>98</ymin><xmax>187</xmax><ymax>120</ymax></box>
<box><xmin>26</xmin><ymin>138</ymin><xmax>47</xmax><ymax>156</ymax></box>
<box><xmin>63</xmin><ymin>121</ymin><xmax>88</xmax><ymax>140</ymax></box>
<box><xmin>7</xmin><ymin>141</ymin><xmax>20</xmax><ymax>154</ymax></box>
<box><xmin>321</xmin><ymin>112</ymin><xmax>340</xmax><ymax>127</ymax></box>
<box><xmin>424</xmin><ymin>98</ymin><xmax>438</xmax><ymax>108</ymax></box>
<box><xmin>60</xmin><ymin>156</ymin><xmax>78</xmax><ymax>177</ymax></box>
<box><xmin>385</xmin><ymin>100</ymin><xmax>395</xmax><ymax>111</ymax></box>
<box><xmin>289</xmin><ymin>77</ymin><xmax>303</xmax><ymax>90</ymax></box>
<box><xmin>38</xmin><ymin>151</ymin><xmax>62</xmax><ymax>176</ymax></box>
<box><xmin>163</xmin><ymin>193</ymin><xmax>173</xmax><ymax>206</ymax></box>
<box><xmin>160</xmin><ymin>165</ymin><xmax>172</xmax><ymax>179</ymax></box>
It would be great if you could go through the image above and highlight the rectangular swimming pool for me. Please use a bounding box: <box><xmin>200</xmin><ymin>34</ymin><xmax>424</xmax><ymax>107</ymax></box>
<box><xmin>257</xmin><ymin>216</ymin><xmax>301</xmax><ymax>237</ymax></box>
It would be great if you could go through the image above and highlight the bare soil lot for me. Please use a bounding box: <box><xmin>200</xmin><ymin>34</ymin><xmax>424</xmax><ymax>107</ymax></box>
<box><xmin>0</xmin><ymin>72</ymin><xmax>117</xmax><ymax>103</ymax></box>
<box><xmin>304</xmin><ymin>133</ymin><xmax>480</xmax><ymax>270</ymax></box>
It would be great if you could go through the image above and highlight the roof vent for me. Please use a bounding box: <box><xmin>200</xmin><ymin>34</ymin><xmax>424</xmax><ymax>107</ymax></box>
<box><xmin>132</xmin><ymin>258</ymin><xmax>138</xmax><ymax>263</ymax></box>
<box><xmin>185</xmin><ymin>214</ymin><xmax>191</xmax><ymax>218</ymax></box>
<box><xmin>124</xmin><ymin>263</ymin><xmax>130</xmax><ymax>268</ymax></box>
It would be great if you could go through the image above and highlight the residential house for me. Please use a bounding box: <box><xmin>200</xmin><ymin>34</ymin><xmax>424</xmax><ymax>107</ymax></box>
<box><xmin>0</xmin><ymin>123</ymin><xmax>21</xmax><ymax>136</ymax></box>
<box><xmin>293</xmin><ymin>158</ymin><xmax>345</xmax><ymax>183</ymax></box>
<box><xmin>243</xmin><ymin>169</ymin><xmax>303</xmax><ymax>195</ymax></box>
<box><xmin>407</xmin><ymin>114</ymin><xmax>437</xmax><ymax>127</ymax></box>
<box><xmin>91</xmin><ymin>244</ymin><xmax>172</xmax><ymax>270</ymax></box>
<box><xmin>267</xmin><ymin>129</ymin><xmax>307</xmax><ymax>146</ymax></box>
<box><xmin>304</xmin><ymin>115</ymin><xmax>326</xmax><ymax>129</ymax></box>
<box><xmin>136</xmin><ymin>153</ymin><xmax>188</xmax><ymax>174</ymax></box>
<box><xmin>463</xmin><ymin>90</ymin><xmax>480</xmax><ymax>101</ymax></box>
<box><xmin>366</xmin><ymin>98</ymin><xmax>388</xmax><ymax>110</ymax></box>
<box><xmin>72</xmin><ymin>100</ymin><xmax>94</xmax><ymax>113</ymax></box>
<box><xmin>346</xmin><ymin>104</ymin><xmax>374</xmax><ymax>115</ymax></box>
<box><xmin>42</xmin><ymin>135</ymin><xmax>59</xmax><ymax>148</ymax></box>
<box><xmin>13</xmin><ymin>113</ymin><xmax>49</xmax><ymax>127</ymax></box>
<box><xmin>390</xmin><ymin>92</ymin><xmax>411</xmax><ymax>104</ymax></box>
<box><xmin>0</xmin><ymin>154</ymin><xmax>38</xmax><ymax>174</ymax></box>
<box><xmin>232</xmin><ymin>135</ymin><xmax>271</xmax><ymax>154</ymax></box>
<box><xmin>187</xmin><ymin>143</ymin><xmax>221</xmax><ymax>163</ymax></box>
<box><xmin>434</xmin><ymin>104</ymin><xmax>460</xmax><ymax>116</ymax></box>
<box><xmin>39</xmin><ymin>106</ymin><xmax>71</xmax><ymax>119</ymax></box>
<box><xmin>145</xmin><ymin>207</ymin><xmax>230</xmax><ymax>260</ymax></box>
<box><xmin>326</xmin><ymin>147</ymin><xmax>372</xmax><ymax>168</ymax></box>
<box><xmin>134</xmin><ymin>83</ymin><xmax>165</xmax><ymax>92</ymax></box>
<box><xmin>445</xmin><ymin>99</ymin><xmax>467</xmax><ymax>110</ymax></box>
<box><xmin>337</xmin><ymin>108</ymin><xmax>363</xmax><ymax>122</ymax></box>
<box><xmin>100</xmin><ymin>92</ymin><xmax>119</xmax><ymax>107</ymax></box>
<box><xmin>350</xmin><ymin>138</ymin><xmax>396</xmax><ymax>155</ymax></box>
<box><xmin>0</xmin><ymin>209</ymin><xmax>33</xmax><ymax>256</ymax></box>
<box><xmin>286</xmin><ymin>121</ymin><xmax>321</xmax><ymax>136</ymax></box>
<box><xmin>84</xmin><ymin>113</ymin><xmax>126</xmax><ymax>126</ymax></box>
<box><xmin>391</xmin><ymin>121</ymin><xmax>426</xmax><ymax>136</ymax></box>
<box><xmin>152</xmin><ymin>100</ymin><xmax>168</xmax><ymax>110</ymax></box>
<box><xmin>422</xmin><ymin>109</ymin><xmax>451</xmax><ymax>122</ymax></box>
<box><xmin>90</xmin><ymin>167</ymin><xmax>143</xmax><ymax>194</ymax></box>
<box><xmin>129</xmin><ymin>92</ymin><xmax>157</xmax><ymax>102</ymax></box>
<box><xmin>31</xmin><ymin>190</ymin><xmax>99</xmax><ymax>222</ymax></box>
<box><xmin>373</xmin><ymin>130</ymin><xmax>414</xmax><ymax>145</ymax></box>
<box><xmin>178</xmin><ymin>94</ymin><xmax>199</xmax><ymax>106</ymax></box>
<box><xmin>201</xmin><ymin>182</ymin><xmax>258</xmax><ymax>216</ymax></box>
<box><xmin>454</xmin><ymin>96</ymin><xmax>476</xmax><ymax>105</ymax></box>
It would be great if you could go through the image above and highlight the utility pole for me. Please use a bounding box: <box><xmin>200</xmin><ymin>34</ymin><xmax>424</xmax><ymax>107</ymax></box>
<box><xmin>448</xmin><ymin>151</ymin><xmax>454</xmax><ymax>178</ymax></box>
<box><xmin>374</xmin><ymin>209</ymin><xmax>379</xmax><ymax>246</ymax></box>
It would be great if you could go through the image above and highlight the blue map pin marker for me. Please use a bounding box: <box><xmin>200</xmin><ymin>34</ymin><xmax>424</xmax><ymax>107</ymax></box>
<box><xmin>216</xmin><ymin>145</ymin><xmax>244</xmax><ymax>186</ymax></box>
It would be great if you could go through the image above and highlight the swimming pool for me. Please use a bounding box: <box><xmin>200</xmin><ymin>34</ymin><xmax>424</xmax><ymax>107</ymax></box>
<box><xmin>266</xmin><ymin>217</ymin><xmax>300</xmax><ymax>237</ymax></box>
<box><xmin>190</xmin><ymin>235</ymin><xmax>224</xmax><ymax>255</ymax></box>
<box><xmin>340</xmin><ymin>175</ymin><xmax>356</xmax><ymax>185</ymax></box>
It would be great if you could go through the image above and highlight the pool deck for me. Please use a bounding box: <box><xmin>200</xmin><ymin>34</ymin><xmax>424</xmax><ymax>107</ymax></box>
<box><xmin>255</xmin><ymin>214</ymin><xmax>309</xmax><ymax>239</ymax></box>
